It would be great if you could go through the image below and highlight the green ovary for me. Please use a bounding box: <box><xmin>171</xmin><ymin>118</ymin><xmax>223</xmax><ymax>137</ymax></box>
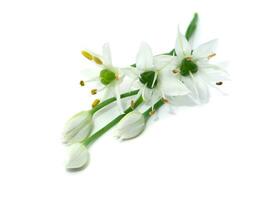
<box><xmin>100</xmin><ymin>69</ymin><xmax>116</xmax><ymax>85</ymax></box>
<box><xmin>180</xmin><ymin>58</ymin><xmax>198</xmax><ymax>76</ymax></box>
<box><xmin>139</xmin><ymin>71</ymin><xmax>158</xmax><ymax>89</ymax></box>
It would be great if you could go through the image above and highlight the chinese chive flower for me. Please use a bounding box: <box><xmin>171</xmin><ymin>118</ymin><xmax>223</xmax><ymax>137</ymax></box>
<box><xmin>126</xmin><ymin>42</ymin><xmax>189</xmax><ymax>104</ymax></box>
<box><xmin>170</xmin><ymin>28</ymin><xmax>229</xmax><ymax>104</ymax></box>
<box><xmin>63</xmin><ymin>13</ymin><xmax>229</xmax><ymax>171</ymax></box>
<box><xmin>81</xmin><ymin>43</ymin><xmax>125</xmax><ymax>113</ymax></box>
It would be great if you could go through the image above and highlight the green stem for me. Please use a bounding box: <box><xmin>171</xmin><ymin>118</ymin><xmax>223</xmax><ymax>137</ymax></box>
<box><xmin>143</xmin><ymin>99</ymin><xmax>165</xmax><ymax>120</ymax></box>
<box><xmin>83</xmin><ymin>96</ymin><xmax>143</xmax><ymax>147</ymax></box>
<box><xmin>91</xmin><ymin>89</ymin><xmax>139</xmax><ymax>115</ymax></box>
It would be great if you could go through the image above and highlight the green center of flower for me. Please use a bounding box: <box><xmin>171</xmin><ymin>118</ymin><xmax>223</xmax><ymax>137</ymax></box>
<box><xmin>139</xmin><ymin>71</ymin><xmax>158</xmax><ymax>89</ymax></box>
<box><xmin>100</xmin><ymin>69</ymin><xmax>116</xmax><ymax>85</ymax></box>
<box><xmin>180</xmin><ymin>58</ymin><xmax>198</xmax><ymax>76</ymax></box>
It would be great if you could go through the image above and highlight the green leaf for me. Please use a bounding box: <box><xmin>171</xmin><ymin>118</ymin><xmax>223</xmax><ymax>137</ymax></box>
<box><xmin>185</xmin><ymin>13</ymin><xmax>198</xmax><ymax>41</ymax></box>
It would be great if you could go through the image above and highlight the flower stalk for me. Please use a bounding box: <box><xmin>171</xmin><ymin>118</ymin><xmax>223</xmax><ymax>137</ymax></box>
<box><xmin>83</xmin><ymin>96</ymin><xmax>144</xmax><ymax>146</ymax></box>
<box><xmin>143</xmin><ymin>99</ymin><xmax>165</xmax><ymax>120</ymax></box>
<box><xmin>90</xmin><ymin>89</ymin><xmax>139</xmax><ymax>115</ymax></box>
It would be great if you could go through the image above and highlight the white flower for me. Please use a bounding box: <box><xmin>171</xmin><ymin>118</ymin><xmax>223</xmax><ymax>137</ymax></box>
<box><xmin>116</xmin><ymin>111</ymin><xmax>146</xmax><ymax>140</ymax></box>
<box><xmin>63</xmin><ymin>111</ymin><xmax>93</xmax><ymax>144</ymax></box>
<box><xmin>81</xmin><ymin>43</ymin><xmax>124</xmax><ymax>113</ymax></box>
<box><xmin>65</xmin><ymin>143</ymin><xmax>89</xmax><ymax>169</ymax></box>
<box><xmin>125</xmin><ymin>42</ymin><xmax>189</xmax><ymax>105</ymax></box>
<box><xmin>171</xmin><ymin>28</ymin><xmax>229</xmax><ymax>104</ymax></box>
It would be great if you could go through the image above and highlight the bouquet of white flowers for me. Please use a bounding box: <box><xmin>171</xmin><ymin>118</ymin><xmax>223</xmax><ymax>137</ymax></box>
<box><xmin>62</xmin><ymin>13</ymin><xmax>229</xmax><ymax>170</ymax></box>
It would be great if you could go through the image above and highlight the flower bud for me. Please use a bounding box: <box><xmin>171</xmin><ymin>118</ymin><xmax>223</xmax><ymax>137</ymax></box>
<box><xmin>63</xmin><ymin>111</ymin><xmax>93</xmax><ymax>144</ymax></box>
<box><xmin>116</xmin><ymin>111</ymin><xmax>146</xmax><ymax>140</ymax></box>
<box><xmin>65</xmin><ymin>143</ymin><xmax>89</xmax><ymax>169</ymax></box>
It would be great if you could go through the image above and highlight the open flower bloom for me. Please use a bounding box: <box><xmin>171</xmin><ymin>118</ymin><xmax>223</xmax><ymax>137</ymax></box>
<box><xmin>171</xmin><ymin>28</ymin><xmax>229</xmax><ymax>104</ymax></box>
<box><xmin>65</xmin><ymin>143</ymin><xmax>89</xmax><ymax>169</ymax></box>
<box><xmin>125</xmin><ymin>43</ymin><xmax>189</xmax><ymax>105</ymax></box>
<box><xmin>116</xmin><ymin>111</ymin><xmax>146</xmax><ymax>140</ymax></box>
<box><xmin>63</xmin><ymin>111</ymin><xmax>93</xmax><ymax>144</ymax></box>
<box><xmin>81</xmin><ymin>43</ymin><xmax>124</xmax><ymax>113</ymax></box>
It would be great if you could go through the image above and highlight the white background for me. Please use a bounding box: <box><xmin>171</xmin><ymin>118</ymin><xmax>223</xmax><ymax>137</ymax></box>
<box><xmin>0</xmin><ymin>0</ymin><xmax>266</xmax><ymax>199</ymax></box>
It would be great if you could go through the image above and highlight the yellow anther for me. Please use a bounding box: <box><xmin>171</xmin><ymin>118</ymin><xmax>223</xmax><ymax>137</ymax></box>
<box><xmin>80</xmin><ymin>80</ymin><xmax>85</xmax><ymax>86</ymax></box>
<box><xmin>91</xmin><ymin>89</ymin><xmax>97</xmax><ymax>95</ymax></box>
<box><xmin>130</xmin><ymin>100</ymin><xmax>135</xmax><ymax>109</ymax></box>
<box><xmin>208</xmin><ymin>53</ymin><xmax>216</xmax><ymax>59</ymax></box>
<box><xmin>81</xmin><ymin>50</ymin><xmax>93</xmax><ymax>60</ymax></box>
<box><xmin>92</xmin><ymin>99</ymin><xmax>100</xmax><ymax>107</ymax></box>
<box><xmin>186</xmin><ymin>56</ymin><xmax>193</xmax><ymax>61</ymax></box>
<box><xmin>163</xmin><ymin>98</ymin><xmax>169</xmax><ymax>103</ymax></box>
<box><xmin>93</xmin><ymin>56</ymin><xmax>103</xmax><ymax>65</ymax></box>
<box><xmin>172</xmin><ymin>69</ymin><xmax>180</xmax><ymax>74</ymax></box>
<box><xmin>149</xmin><ymin>110</ymin><xmax>156</xmax><ymax>116</ymax></box>
<box><xmin>115</xmin><ymin>74</ymin><xmax>119</xmax><ymax>80</ymax></box>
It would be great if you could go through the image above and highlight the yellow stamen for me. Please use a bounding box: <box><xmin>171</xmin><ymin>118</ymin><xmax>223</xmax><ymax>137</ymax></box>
<box><xmin>91</xmin><ymin>89</ymin><xmax>97</xmax><ymax>95</ymax></box>
<box><xmin>81</xmin><ymin>50</ymin><xmax>93</xmax><ymax>60</ymax></box>
<box><xmin>149</xmin><ymin>110</ymin><xmax>156</xmax><ymax>116</ymax></box>
<box><xmin>80</xmin><ymin>80</ymin><xmax>85</xmax><ymax>86</ymax></box>
<box><xmin>208</xmin><ymin>53</ymin><xmax>216</xmax><ymax>59</ymax></box>
<box><xmin>115</xmin><ymin>74</ymin><xmax>119</xmax><ymax>80</ymax></box>
<box><xmin>130</xmin><ymin>100</ymin><xmax>135</xmax><ymax>109</ymax></box>
<box><xmin>186</xmin><ymin>56</ymin><xmax>193</xmax><ymax>61</ymax></box>
<box><xmin>163</xmin><ymin>98</ymin><xmax>169</xmax><ymax>103</ymax></box>
<box><xmin>172</xmin><ymin>69</ymin><xmax>180</xmax><ymax>74</ymax></box>
<box><xmin>92</xmin><ymin>99</ymin><xmax>100</xmax><ymax>107</ymax></box>
<box><xmin>93</xmin><ymin>56</ymin><xmax>103</xmax><ymax>65</ymax></box>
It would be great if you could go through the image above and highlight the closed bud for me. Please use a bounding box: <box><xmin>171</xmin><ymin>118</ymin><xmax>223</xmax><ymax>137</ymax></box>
<box><xmin>65</xmin><ymin>143</ymin><xmax>89</xmax><ymax>170</ymax></box>
<box><xmin>116</xmin><ymin>111</ymin><xmax>146</xmax><ymax>140</ymax></box>
<box><xmin>63</xmin><ymin>111</ymin><xmax>93</xmax><ymax>144</ymax></box>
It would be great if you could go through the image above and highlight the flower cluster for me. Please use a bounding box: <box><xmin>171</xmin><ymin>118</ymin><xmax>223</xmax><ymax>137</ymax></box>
<box><xmin>62</xmin><ymin>13</ymin><xmax>229</xmax><ymax>171</ymax></box>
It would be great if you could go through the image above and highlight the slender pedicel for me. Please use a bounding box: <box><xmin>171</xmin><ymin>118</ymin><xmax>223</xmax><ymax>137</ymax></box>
<box><xmin>143</xmin><ymin>99</ymin><xmax>165</xmax><ymax>120</ymax></box>
<box><xmin>90</xmin><ymin>89</ymin><xmax>139</xmax><ymax>114</ymax></box>
<box><xmin>83</xmin><ymin>96</ymin><xmax>144</xmax><ymax>147</ymax></box>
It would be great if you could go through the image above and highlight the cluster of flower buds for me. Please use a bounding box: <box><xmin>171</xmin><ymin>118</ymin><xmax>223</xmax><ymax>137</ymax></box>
<box><xmin>62</xmin><ymin>13</ymin><xmax>229</xmax><ymax>171</ymax></box>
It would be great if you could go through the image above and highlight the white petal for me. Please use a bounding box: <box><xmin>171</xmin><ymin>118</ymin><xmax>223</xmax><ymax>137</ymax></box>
<box><xmin>65</xmin><ymin>143</ymin><xmax>89</xmax><ymax>169</ymax></box>
<box><xmin>63</xmin><ymin>111</ymin><xmax>90</xmax><ymax>136</ymax></box>
<box><xmin>80</xmin><ymin>68</ymin><xmax>100</xmax><ymax>82</ymax></box>
<box><xmin>101</xmin><ymin>85</ymin><xmax>111</xmax><ymax>100</ymax></box>
<box><xmin>188</xmin><ymin>73</ymin><xmax>210</xmax><ymax>104</ymax></box>
<box><xmin>153</xmin><ymin>55</ymin><xmax>177</xmax><ymax>70</ymax></box>
<box><xmin>118</xmin><ymin>111</ymin><xmax>143</xmax><ymax>128</ymax></box>
<box><xmin>116</xmin><ymin>111</ymin><xmax>146</xmax><ymax>140</ymax></box>
<box><xmin>175</xmin><ymin>27</ymin><xmax>191</xmax><ymax>58</ymax></box>
<box><xmin>114</xmin><ymin>82</ymin><xmax>124</xmax><ymax>114</ymax></box>
<box><xmin>200</xmin><ymin>67</ymin><xmax>229</xmax><ymax>83</ymax></box>
<box><xmin>149</xmin><ymin>88</ymin><xmax>162</xmax><ymax>104</ymax></box>
<box><xmin>142</xmin><ymin>86</ymin><xmax>153</xmax><ymax>102</ymax></box>
<box><xmin>159</xmin><ymin>68</ymin><xmax>190</xmax><ymax>96</ymax></box>
<box><xmin>120</xmin><ymin>67</ymin><xmax>139</xmax><ymax>79</ymax></box>
<box><xmin>193</xmin><ymin>39</ymin><xmax>218</xmax><ymax>59</ymax></box>
<box><xmin>168</xmin><ymin>95</ymin><xmax>197</xmax><ymax>107</ymax></box>
<box><xmin>119</xmin><ymin>124</ymin><xmax>145</xmax><ymax>140</ymax></box>
<box><xmin>65</xmin><ymin>121</ymin><xmax>93</xmax><ymax>144</ymax></box>
<box><xmin>136</xmin><ymin>42</ymin><xmax>153</xmax><ymax>70</ymax></box>
<box><xmin>181</xmin><ymin>77</ymin><xmax>198</xmax><ymax>103</ymax></box>
<box><xmin>102</xmin><ymin>43</ymin><xmax>112</xmax><ymax>66</ymax></box>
